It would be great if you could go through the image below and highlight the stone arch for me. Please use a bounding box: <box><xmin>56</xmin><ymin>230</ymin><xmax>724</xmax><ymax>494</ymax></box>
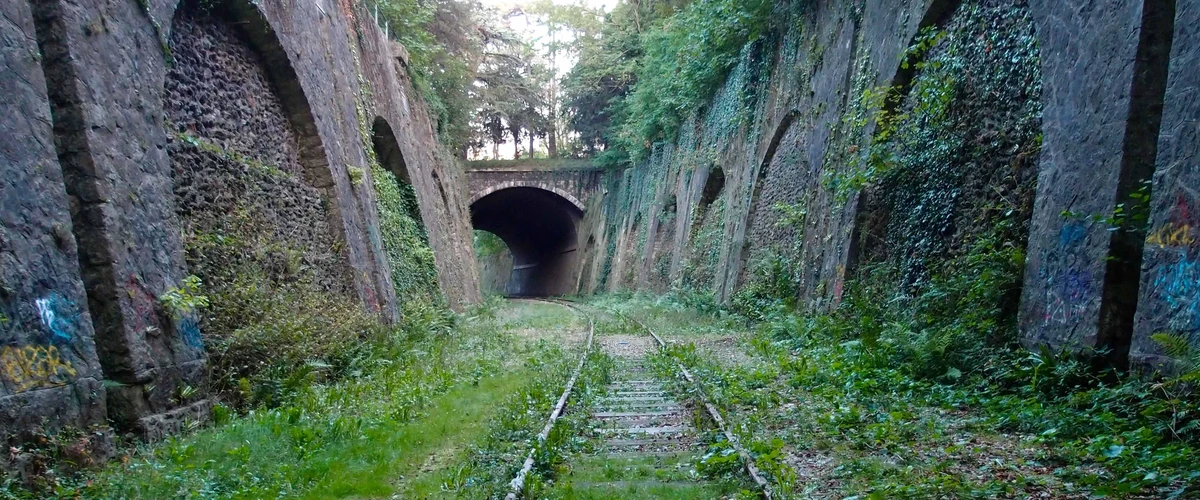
<box><xmin>371</xmin><ymin>117</ymin><xmax>413</xmax><ymax>184</ymax></box>
<box><xmin>693</xmin><ymin>165</ymin><xmax>725</xmax><ymax>229</ymax></box>
<box><xmin>470</xmin><ymin>182</ymin><xmax>586</xmax><ymax>212</ymax></box>
<box><xmin>846</xmin><ymin>0</ymin><xmax>1044</xmax><ymax>295</ymax></box>
<box><xmin>470</xmin><ymin>186</ymin><xmax>584</xmax><ymax>296</ymax></box>
<box><xmin>164</xmin><ymin>0</ymin><xmax>356</xmax><ymax>325</ymax></box>
<box><xmin>371</xmin><ymin>116</ymin><xmax>427</xmax><ymax>238</ymax></box>
<box><xmin>736</xmin><ymin>110</ymin><xmax>801</xmax><ymax>284</ymax></box>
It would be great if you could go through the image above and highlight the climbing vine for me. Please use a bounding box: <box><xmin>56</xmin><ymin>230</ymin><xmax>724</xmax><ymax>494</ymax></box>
<box><xmin>371</xmin><ymin>165</ymin><xmax>440</xmax><ymax>304</ymax></box>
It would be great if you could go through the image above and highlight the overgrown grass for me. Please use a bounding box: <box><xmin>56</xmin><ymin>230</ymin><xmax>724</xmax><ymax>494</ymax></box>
<box><xmin>0</xmin><ymin>300</ymin><xmax>595</xmax><ymax>499</ymax></box>
<box><xmin>598</xmin><ymin>229</ymin><xmax>1200</xmax><ymax>498</ymax></box>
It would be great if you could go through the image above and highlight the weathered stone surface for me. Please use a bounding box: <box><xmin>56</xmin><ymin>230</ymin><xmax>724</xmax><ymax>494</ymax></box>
<box><xmin>354</xmin><ymin>1</ymin><xmax>481</xmax><ymax>309</ymax></box>
<box><xmin>1019</xmin><ymin>0</ymin><xmax>1164</xmax><ymax>361</ymax></box>
<box><xmin>165</xmin><ymin>3</ymin><xmax>354</xmax><ymax>303</ymax></box>
<box><xmin>1131</xmin><ymin>0</ymin><xmax>1200</xmax><ymax>370</ymax></box>
<box><xmin>467</xmin><ymin>167</ymin><xmax>604</xmax><ymax>212</ymax></box>
<box><xmin>3</xmin><ymin>0</ymin><xmax>479</xmax><ymax>445</ymax></box>
<box><xmin>571</xmin><ymin>0</ymin><xmax>1196</xmax><ymax>371</ymax></box>
<box><xmin>30</xmin><ymin>0</ymin><xmax>207</xmax><ymax>430</ymax></box>
<box><xmin>0</xmin><ymin>0</ymin><xmax>105</xmax><ymax>431</ymax></box>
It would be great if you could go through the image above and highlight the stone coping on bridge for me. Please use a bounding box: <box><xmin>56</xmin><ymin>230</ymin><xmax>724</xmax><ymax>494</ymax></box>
<box><xmin>463</xmin><ymin>159</ymin><xmax>603</xmax><ymax>172</ymax></box>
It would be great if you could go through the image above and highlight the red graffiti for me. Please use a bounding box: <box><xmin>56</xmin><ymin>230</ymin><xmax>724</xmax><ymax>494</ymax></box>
<box><xmin>127</xmin><ymin>275</ymin><xmax>159</xmax><ymax>335</ymax></box>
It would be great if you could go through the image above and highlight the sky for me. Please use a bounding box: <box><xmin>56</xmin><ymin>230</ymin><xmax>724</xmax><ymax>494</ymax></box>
<box><xmin>478</xmin><ymin>0</ymin><xmax>619</xmax><ymax>12</ymax></box>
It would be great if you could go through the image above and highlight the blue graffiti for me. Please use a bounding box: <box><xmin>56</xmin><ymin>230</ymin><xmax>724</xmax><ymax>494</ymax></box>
<box><xmin>178</xmin><ymin>315</ymin><xmax>203</xmax><ymax>349</ymax></box>
<box><xmin>1062</xmin><ymin>268</ymin><xmax>1093</xmax><ymax>302</ymax></box>
<box><xmin>1059</xmin><ymin>221</ymin><xmax>1087</xmax><ymax>248</ymax></box>
<box><xmin>1153</xmin><ymin>254</ymin><xmax>1200</xmax><ymax>331</ymax></box>
<box><xmin>35</xmin><ymin>293</ymin><xmax>77</xmax><ymax>345</ymax></box>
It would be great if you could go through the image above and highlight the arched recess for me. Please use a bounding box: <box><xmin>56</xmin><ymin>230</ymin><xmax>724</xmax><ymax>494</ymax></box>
<box><xmin>845</xmin><ymin>0</ymin><xmax>1043</xmax><ymax>325</ymax></box>
<box><xmin>694</xmin><ymin>166</ymin><xmax>726</xmax><ymax>228</ymax></box>
<box><xmin>164</xmin><ymin>0</ymin><xmax>355</xmax><ymax>338</ymax></box>
<box><xmin>470</xmin><ymin>187</ymin><xmax>584</xmax><ymax>297</ymax></box>
<box><xmin>682</xmin><ymin>165</ymin><xmax>727</xmax><ymax>289</ymax></box>
<box><xmin>736</xmin><ymin>110</ymin><xmax>801</xmax><ymax>286</ymax></box>
<box><xmin>372</xmin><ymin>117</ymin><xmax>428</xmax><ymax>240</ymax></box>
<box><xmin>368</xmin><ymin>116</ymin><xmax>441</xmax><ymax>303</ymax></box>
<box><xmin>475</xmin><ymin>230</ymin><xmax>514</xmax><ymax>296</ymax></box>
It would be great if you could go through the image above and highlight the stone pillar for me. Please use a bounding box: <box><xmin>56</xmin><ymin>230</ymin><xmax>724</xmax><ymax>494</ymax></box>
<box><xmin>1019</xmin><ymin>0</ymin><xmax>1172</xmax><ymax>364</ymax></box>
<box><xmin>0</xmin><ymin>0</ymin><xmax>107</xmax><ymax>434</ymax></box>
<box><xmin>30</xmin><ymin>0</ymin><xmax>210</xmax><ymax>437</ymax></box>
<box><xmin>1131</xmin><ymin>0</ymin><xmax>1199</xmax><ymax>370</ymax></box>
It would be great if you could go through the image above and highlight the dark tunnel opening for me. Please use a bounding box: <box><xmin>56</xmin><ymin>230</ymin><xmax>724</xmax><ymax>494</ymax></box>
<box><xmin>470</xmin><ymin>187</ymin><xmax>583</xmax><ymax>297</ymax></box>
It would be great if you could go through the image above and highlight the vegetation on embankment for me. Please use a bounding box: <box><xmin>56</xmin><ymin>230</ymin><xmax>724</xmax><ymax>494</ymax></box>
<box><xmin>593</xmin><ymin>265</ymin><xmax>1200</xmax><ymax>498</ymax></box>
<box><xmin>0</xmin><ymin>300</ymin><xmax>598</xmax><ymax>499</ymax></box>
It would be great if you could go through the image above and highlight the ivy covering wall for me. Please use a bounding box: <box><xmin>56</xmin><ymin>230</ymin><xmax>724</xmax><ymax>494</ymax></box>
<box><xmin>371</xmin><ymin>165</ymin><xmax>441</xmax><ymax>305</ymax></box>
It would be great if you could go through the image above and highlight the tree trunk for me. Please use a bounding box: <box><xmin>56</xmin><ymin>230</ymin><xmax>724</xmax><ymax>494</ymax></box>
<box><xmin>548</xmin><ymin>30</ymin><xmax>559</xmax><ymax>159</ymax></box>
<box><xmin>511</xmin><ymin>125</ymin><xmax>521</xmax><ymax>159</ymax></box>
<box><xmin>529</xmin><ymin>133</ymin><xmax>535</xmax><ymax>159</ymax></box>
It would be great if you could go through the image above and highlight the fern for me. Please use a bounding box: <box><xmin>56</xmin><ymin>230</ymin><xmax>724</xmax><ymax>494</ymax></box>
<box><xmin>1151</xmin><ymin>332</ymin><xmax>1200</xmax><ymax>381</ymax></box>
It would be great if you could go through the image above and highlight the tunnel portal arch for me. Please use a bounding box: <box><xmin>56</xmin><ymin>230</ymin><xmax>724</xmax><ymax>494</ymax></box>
<box><xmin>470</xmin><ymin>187</ymin><xmax>584</xmax><ymax>297</ymax></box>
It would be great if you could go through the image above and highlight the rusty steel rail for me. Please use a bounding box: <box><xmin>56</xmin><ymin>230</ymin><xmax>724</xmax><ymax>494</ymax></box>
<box><xmin>601</xmin><ymin>305</ymin><xmax>776</xmax><ymax>500</ymax></box>
<box><xmin>504</xmin><ymin>299</ymin><xmax>594</xmax><ymax>500</ymax></box>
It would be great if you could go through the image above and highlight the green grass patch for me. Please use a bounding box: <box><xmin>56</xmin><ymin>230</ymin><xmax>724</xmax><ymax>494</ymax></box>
<box><xmin>1</xmin><ymin>300</ymin><xmax>592</xmax><ymax>500</ymax></box>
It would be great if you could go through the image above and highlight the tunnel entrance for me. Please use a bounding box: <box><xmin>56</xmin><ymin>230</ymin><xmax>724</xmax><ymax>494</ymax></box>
<box><xmin>470</xmin><ymin>187</ymin><xmax>583</xmax><ymax>297</ymax></box>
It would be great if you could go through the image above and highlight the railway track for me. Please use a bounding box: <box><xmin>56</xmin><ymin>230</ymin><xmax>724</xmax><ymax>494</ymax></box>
<box><xmin>504</xmin><ymin>298</ymin><xmax>773</xmax><ymax>499</ymax></box>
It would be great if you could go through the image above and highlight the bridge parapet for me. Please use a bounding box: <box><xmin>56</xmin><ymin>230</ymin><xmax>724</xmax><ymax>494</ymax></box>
<box><xmin>466</xmin><ymin>162</ymin><xmax>607</xmax><ymax>211</ymax></box>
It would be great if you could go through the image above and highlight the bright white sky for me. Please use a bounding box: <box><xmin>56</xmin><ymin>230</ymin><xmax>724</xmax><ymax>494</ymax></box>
<box><xmin>479</xmin><ymin>0</ymin><xmax>618</xmax><ymax>12</ymax></box>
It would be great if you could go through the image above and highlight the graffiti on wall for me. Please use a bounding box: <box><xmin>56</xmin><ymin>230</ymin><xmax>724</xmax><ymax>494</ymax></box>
<box><xmin>1145</xmin><ymin>187</ymin><xmax>1200</xmax><ymax>335</ymax></box>
<box><xmin>127</xmin><ymin>275</ymin><xmax>161</xmax><ymax>336</ymax></box>
<box><xmin>1147</xmin><ymin>189</ymin><xmax>1199</xmax><ymax>252</ymax></box>
<box><xmin>1</xmin><ymin>292</ymin><xmax>81</xmax><ymax>392</ymax></box>
<box><xmin>1042</xmin><ymin>222</ymin><xmax>1095</xmax><ymax>326</ymax></box>
<box><xmin>0</xmin><ymin>344</ymin><xmax>78</xmax><ymax>392</ymax></box>
<box><xmin>1152</xmin><ymin>255</ymin><xmax>1200</xmax><ymax>332</ymax></box>
<box><xmin>35</xmin><ymin>292</ymin><xmax>78</xmax><ymax>345</ymax></box>
<box><xmin>178</xmin><ymin>315</ymin><xmax>203</xmax><ymax>349</ymax></box>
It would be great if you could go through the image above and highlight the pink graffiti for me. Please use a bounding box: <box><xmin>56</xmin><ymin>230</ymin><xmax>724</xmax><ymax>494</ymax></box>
<box><xmin>127</xmin><ymin>275</ymin><xmax>160</xmax><ymax>335</ymax></box>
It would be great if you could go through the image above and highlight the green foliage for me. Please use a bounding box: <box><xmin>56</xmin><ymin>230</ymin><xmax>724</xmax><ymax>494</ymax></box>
<box><xmin>1151</xmin><ymin>333</ymin><xmax>1200</xmax><ymax>383</ymax></box>
<box><xmin>371</xmin><ymin>165</ymin><xmax>441</xmax><ymax>304</ymax></box>
<box><xmin>1062</xmin><ymin>178</ymin><xmax>1155</xmax><ymax>235</ymax></box>
<box><xmin>680</xmin><ymin>196</ymin><xmax>726</xmax><ymax>290</ymax></box>
<box><xmin>372</xmin><ymin>0</ymin><xmax>474</xmax><ymax>150</ymax></box>
<box><xmin>730</xmin><ymin>251</ymin><xmax>796</xmax><ymax>322</ymax></box>
<box><xmin>563</xmin><ymin>0</ymin><xmax>775</xmax><ymax>163</ymax></box>
<box><xmin>822</xmin><ymin>27</ymin><xmax>952</xmax><ymax>201</ymax></box>
<box><xmin>174</xmin><ymin>131</ymin><xmax>286</xmax><ymax>177</ymax></box>
<box><xmin>346</xmin><ymin>165</ymin><xmax>366</xmax><ymax>186</ymax></box>
<box><xmin>615</xmin><ymin>0</ymin><xmax>772</xmax><ymax>159</ymax></box>
<box><xmin>159</xmin><ymin>275</ymin><xmax>210</xmax><ymax>321</ymax></box>
<box><xmin>644</xmin><ymin>219</ymin><xmax>1200</xmax><ymax>496</ymax></box>
<box><xmin>2</xmin><ymin>302</ymin><xmax>583</xmax><ymax>499</ymax></box>
<box><xmin>473</xmin><ymin>229</ymin><xmax>507</xmax><ymax>259</ymax></box>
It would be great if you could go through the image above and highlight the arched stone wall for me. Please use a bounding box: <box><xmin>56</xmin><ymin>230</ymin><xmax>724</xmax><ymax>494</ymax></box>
<box><xmin>471</xmin><ymin>187</ymin><xmax>584</xmax><ymax>297</ymax></box>
<box><xmin>849</xmin><ymin>0</ymin><xmax>1043</xmax><ymax>291</ymax></box>
<box><xmin>470</xmin><ymin>182</ymin><xmax>587</xmax><ymax>212</ymax></box>
<box><xmin>164</xmin><ymin>0</ymin><xmax>357</xmax><ymax>354</ymax></box>
<box><xmin>3</xmin><ymin>0</ymin><xmax>480</xmax><ymax>442</ymax></box>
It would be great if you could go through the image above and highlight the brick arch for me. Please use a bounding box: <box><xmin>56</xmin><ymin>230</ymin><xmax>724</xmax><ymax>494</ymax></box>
<box><xmin>469</xmin><ymin>182</ymin><xmax>587</xmax><ymax>212</ymax></box>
